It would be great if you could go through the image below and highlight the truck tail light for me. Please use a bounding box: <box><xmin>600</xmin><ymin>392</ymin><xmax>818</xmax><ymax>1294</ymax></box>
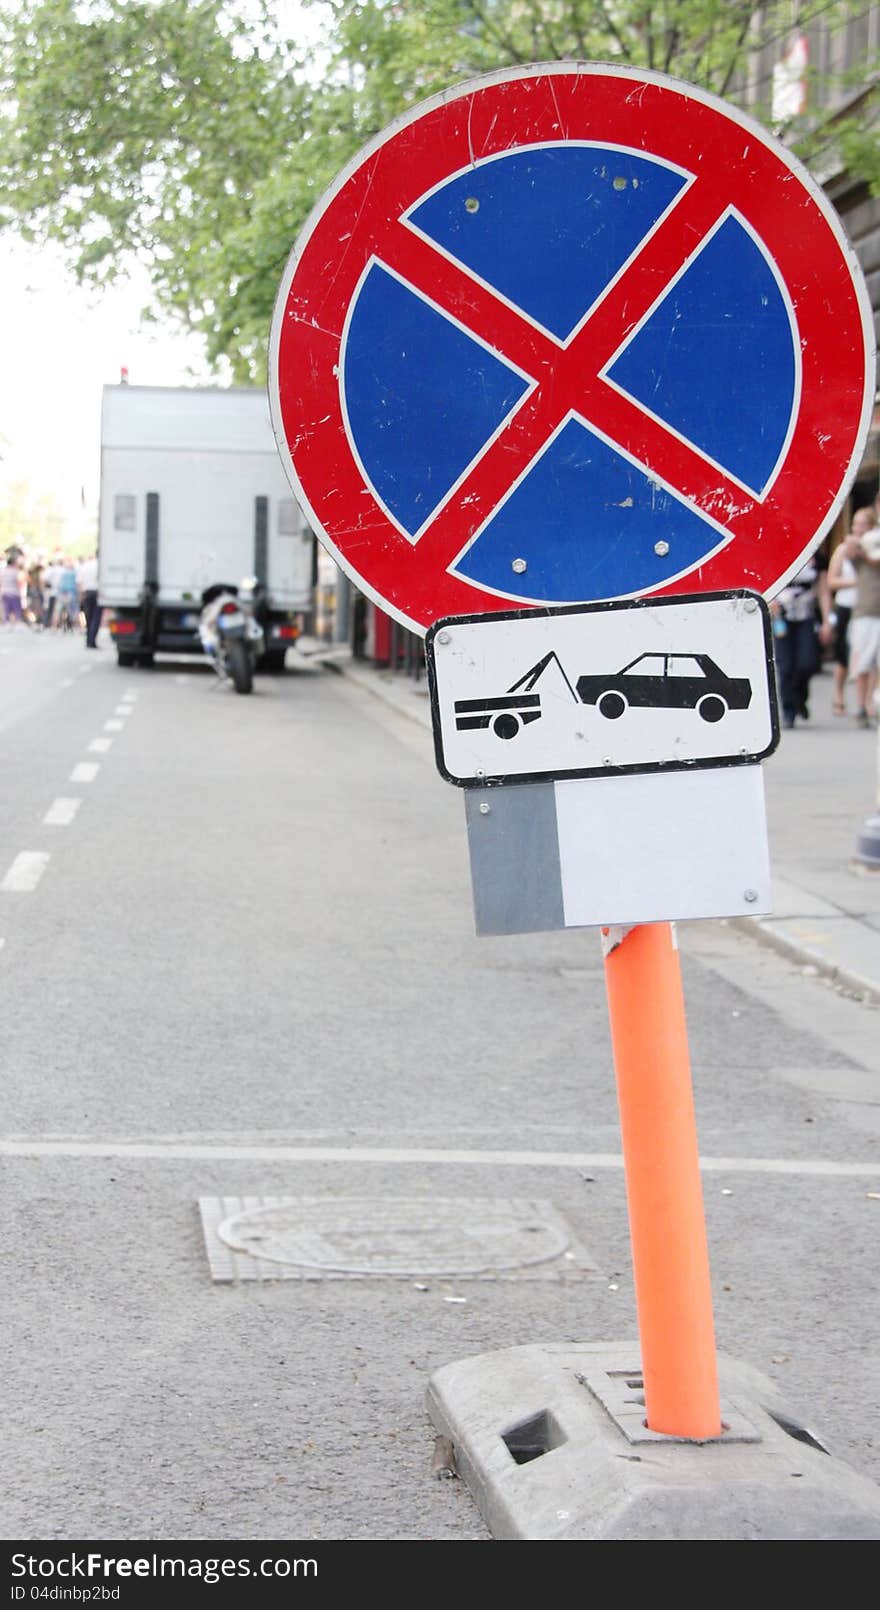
<box><xmin>277</xmin><ymin>624</ymin><xmax>300</xmax><ymax>640</ymax></box>
<box><xmin>111</xmin><ymin>620</ymin><xmax>137</xmax><ymax>636</ymax></box>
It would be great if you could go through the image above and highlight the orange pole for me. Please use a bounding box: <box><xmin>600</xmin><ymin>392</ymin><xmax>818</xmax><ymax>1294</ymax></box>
<box><xmin>602</xmin><ymin>920</ymin><xmax>721</xmax><ymax>1439</ymax></box>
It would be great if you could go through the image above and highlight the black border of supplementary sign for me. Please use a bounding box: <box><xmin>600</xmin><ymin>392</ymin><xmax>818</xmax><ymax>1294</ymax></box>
<box><xmin>425</xmin><ymin>589</ymin><xmax>781</xmax><ymax>789</ymax></box>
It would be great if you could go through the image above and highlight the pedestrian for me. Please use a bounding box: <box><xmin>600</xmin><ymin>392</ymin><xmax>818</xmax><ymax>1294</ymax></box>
<box><xmin>42</xmin><ymin>553</ymin><xmax>60</xmax><ymax>628</ymax></box>
<box><xmin>771</xmin><ymin>551</ymin><xmax>832</xmax><ymax>729</ymax></box>
<box><xmin>847</xmin><ymin>504</ymin><xmax>880</xmax><ymax>728</ymax></box>
<box><xmin>827</xmin><ymin>512</ymin><xmax>863</xmax><ymax>715</ymax></box>
<box><xmin>0</xmin><ymin>551</ymin><xmax>23</xmax><ymax>625</ymax></box>
<box><xmin>25</xmin><ymin>559</ymin><xmax>45</xmax><ymax>629</ymax></box>
<box><xmin>77</xmin><ymin>552</ymin><xmax>101</xmax><ymax>648</ymax></box>
<box><xmin>54</xmin><ymin>556</ymin><xmax>80</xmax><ymax>631</ymax></box>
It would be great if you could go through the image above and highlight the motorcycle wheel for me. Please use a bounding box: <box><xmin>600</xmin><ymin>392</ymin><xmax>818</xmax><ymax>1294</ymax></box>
<box><xmin>228</xmin><ymin>638</ymin><xmax>253</xmax><ymax>694</ymax></box>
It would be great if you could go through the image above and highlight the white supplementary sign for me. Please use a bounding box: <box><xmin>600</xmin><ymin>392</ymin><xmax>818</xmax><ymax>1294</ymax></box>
<box><xmin>427</xmin><ymin>591</ymin><xmax>779</xmax><ymax>788</ymax></box>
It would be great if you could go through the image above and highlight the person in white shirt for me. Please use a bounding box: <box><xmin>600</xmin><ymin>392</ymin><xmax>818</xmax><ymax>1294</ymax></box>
<box><xmin>827</xmin><ymin>513</ymin><xmax>864</xmax><ymax>715</ymax></box>
<box><xmin>42</xmin><ymin>555</ymin><xmax>61</xmax><ymax>628</ymax></box>
<box><xmin>77</xmin><ymin>554</ymin><xmax>101</xmax><ymax>648</ymax></box>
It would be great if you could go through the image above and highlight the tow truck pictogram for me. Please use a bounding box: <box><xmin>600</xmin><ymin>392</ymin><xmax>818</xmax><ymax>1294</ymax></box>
<box><xmin>453</xmin><ymin>652</ymin><xmax>579</xmax><ymax>740</ymax></box>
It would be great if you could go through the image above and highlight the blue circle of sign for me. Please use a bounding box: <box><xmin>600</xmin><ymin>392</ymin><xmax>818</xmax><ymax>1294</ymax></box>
<box><xmin>342</xmin><ymin>145</ymin><xmax>796</xmax><ymax>602</ymax></box>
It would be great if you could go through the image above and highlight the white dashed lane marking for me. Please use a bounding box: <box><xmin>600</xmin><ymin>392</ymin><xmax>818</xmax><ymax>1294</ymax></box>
<box><xmin>43</xmin><ymin>798</ymin><xmax>82</xmax><ymax>827</ymax></box>
<box><xmin>114</xmin><ymin>705</ymin><xmax>132</xmax><ymax>716</ymax></box>
<box><xmin>88</xmin><ymin>738</ymin><xmax>112</xmax><ymax>753</ymax></box>
<box><xmin>1</xmin><ymin>853</ymin><xmax>50</xmax><ymax>893</ymax></box>
<box><xmin>104</xmin><ymin>720</ymin><xmax>124</xmax><ymax>732</ymax></box>
<box><xmin>70</xmin><ymin>763</ymin><xmax>100</xmax><ymax>783</ymax></box>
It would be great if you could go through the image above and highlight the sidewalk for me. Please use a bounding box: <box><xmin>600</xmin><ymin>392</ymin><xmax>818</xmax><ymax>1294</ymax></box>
<box><xmin>304</xmin><ymin>643</ymin><xmax>880</xmax><ymax>1006</ymax></box>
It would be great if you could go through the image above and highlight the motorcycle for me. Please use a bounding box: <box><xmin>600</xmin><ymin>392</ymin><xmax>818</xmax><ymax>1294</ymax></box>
<box><xmin>198</xmin><ymin>578</ymin><xmax>265</xmax><ymax>694</ymax></box>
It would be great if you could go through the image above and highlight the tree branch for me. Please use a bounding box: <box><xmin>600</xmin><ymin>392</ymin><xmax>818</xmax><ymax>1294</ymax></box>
<box><xmin>459</xmin><ymin>0</ymin><xmax>527</xmax><ymax>65</ymax></box>
<box><xmin>719</xmin><ymin>4</ymin><xmax>761</xmax><ymax>98</ymax></box>
<box><xmin>593</xmin><ymin>0</ymin><xmax>634</xmax><ymax>62</ymax></box>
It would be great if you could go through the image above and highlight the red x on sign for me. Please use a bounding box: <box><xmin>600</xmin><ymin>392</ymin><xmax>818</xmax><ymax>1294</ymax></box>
<box><xmin>270</xmin><ymin>65</ymin><xmax>874</xmax><ymax>635</ymax></box>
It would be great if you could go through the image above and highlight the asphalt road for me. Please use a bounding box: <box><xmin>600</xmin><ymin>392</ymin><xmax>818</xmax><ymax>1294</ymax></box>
<box><xmin>1</xmin><ymin>625</ymin><xmax>878</xmax><ymax>1541</ymax></box>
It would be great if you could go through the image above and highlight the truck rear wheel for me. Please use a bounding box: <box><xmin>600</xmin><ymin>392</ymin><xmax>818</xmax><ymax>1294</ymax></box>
<box><xmin>117</xmin><ymin>651</ymin><xmax>135</xmax><ymax>668</ymax></box>
<box><xmin>229</xmin><ymin>639</ymin><xmax>253</xmax><ymax>694</ymax></box>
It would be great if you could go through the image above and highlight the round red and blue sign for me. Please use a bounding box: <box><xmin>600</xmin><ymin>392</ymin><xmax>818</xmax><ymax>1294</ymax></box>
<box><xmin>269</xmin><ymin>64</ymin><xmax>875</xmax><ymax>636</ymax></box>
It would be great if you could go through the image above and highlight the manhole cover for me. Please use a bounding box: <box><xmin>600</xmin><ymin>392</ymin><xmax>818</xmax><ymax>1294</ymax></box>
<box><xmin>198</xmin><ymin>1196</ymin><xmax>594</xmax><ymax>1283</ymax></box>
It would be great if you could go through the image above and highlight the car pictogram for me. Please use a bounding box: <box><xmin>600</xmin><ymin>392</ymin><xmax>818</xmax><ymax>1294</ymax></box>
<box><xmin>576</xmin><ymin>652</ymin><xmax>752</xmax><ymax>723</ymax></box>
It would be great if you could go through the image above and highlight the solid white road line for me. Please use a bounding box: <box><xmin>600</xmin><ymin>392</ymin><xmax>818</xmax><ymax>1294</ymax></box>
<box><xmin>43</xmin><ymin>798</ymin><xmax>82</xmax><ymax>827</ymax></box>
<box><xmin>0</xmin><ymin>853</ymin><xmax>50</xmax><ymax>893</ymax></box>
<box><xmin>104</xmin><ymin>719</ymin><xmax>124</xmax><ymax>732</ymax></box>
<box><xmin>70</xmin><ymin>763</ymin><xmax>100</xmax><ymax>783</ymax></box>
<box><xmin>0</xmin><ymin>1139</ymin><xmax>874</xmax><ymax>1177</ymax></box>
<box><xmin>88</xmin><ymin>738</ymin><xmax>112</xmax><ymax>753</ymax></box>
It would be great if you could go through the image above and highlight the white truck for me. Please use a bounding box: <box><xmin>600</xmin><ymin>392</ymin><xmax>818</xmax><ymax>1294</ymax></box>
<box><xmin>98</xmin><ymin>384</ymin><xmax>314</xmax><ymax>670</ymax></box>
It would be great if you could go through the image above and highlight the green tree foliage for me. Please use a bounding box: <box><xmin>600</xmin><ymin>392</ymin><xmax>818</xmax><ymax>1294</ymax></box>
<box><xmin>0</xmin><ymin>0</ymin><xmax>309</xmax><ymax>376</ymax></box>
<box><xmin>1</xmin><ymin>0</ymin><xmax>877</xmax><ymax>379</ymax></box>
<box><xmin>0</xmin><ymin>475</ymin><xmax>72</xmax><ymax>553</ymax></box>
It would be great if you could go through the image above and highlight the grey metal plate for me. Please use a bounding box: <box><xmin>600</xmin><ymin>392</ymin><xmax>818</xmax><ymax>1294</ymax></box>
<box><xmin>198</xmin><ymin>1195</ymin><xmax>595</xmax><ymax>1283</ymax></box>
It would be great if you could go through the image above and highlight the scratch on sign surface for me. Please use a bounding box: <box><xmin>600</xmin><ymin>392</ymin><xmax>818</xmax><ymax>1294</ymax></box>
<box><xmin>547</xmin><ymin>75</ymin><xmax>565</xmax><ymax>138</ymax></box>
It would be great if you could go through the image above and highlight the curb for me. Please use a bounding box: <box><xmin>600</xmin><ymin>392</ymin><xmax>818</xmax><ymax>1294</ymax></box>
<box><xmin>323</xmin><ymin>654</ymin><xmax>432</xmax><ymax>730</ymax></box>
<box><xmin>729</xmin><ymin>914</ymin><xmax>880</xmax><ymax>1007</ymax></box>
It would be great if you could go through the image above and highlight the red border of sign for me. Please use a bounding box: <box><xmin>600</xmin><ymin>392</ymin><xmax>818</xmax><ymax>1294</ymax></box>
<box><xmin>269</xmin><ymin>64</ymin><xmax>875</xmax><ymax>637</ymax></box>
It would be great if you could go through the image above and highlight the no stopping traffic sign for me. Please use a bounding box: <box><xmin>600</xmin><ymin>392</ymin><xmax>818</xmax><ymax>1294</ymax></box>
<box><xmin>269</xmin><ymin>64</ymin><xmax>875</xmax><ymax>635</ymax></box>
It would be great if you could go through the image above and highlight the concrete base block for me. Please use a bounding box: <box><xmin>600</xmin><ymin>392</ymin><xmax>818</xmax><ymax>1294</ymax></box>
<box><xmin>426</xmin><ymin>1342</ymin><xmax>880</xmax><ymax>1540</ymax></box>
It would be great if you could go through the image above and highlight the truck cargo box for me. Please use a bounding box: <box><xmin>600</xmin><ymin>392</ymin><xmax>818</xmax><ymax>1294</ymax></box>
<box><xmin>99</xmin><ymin>384</ymin><xmax>313</xmax><ymax>667</ymax></box>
